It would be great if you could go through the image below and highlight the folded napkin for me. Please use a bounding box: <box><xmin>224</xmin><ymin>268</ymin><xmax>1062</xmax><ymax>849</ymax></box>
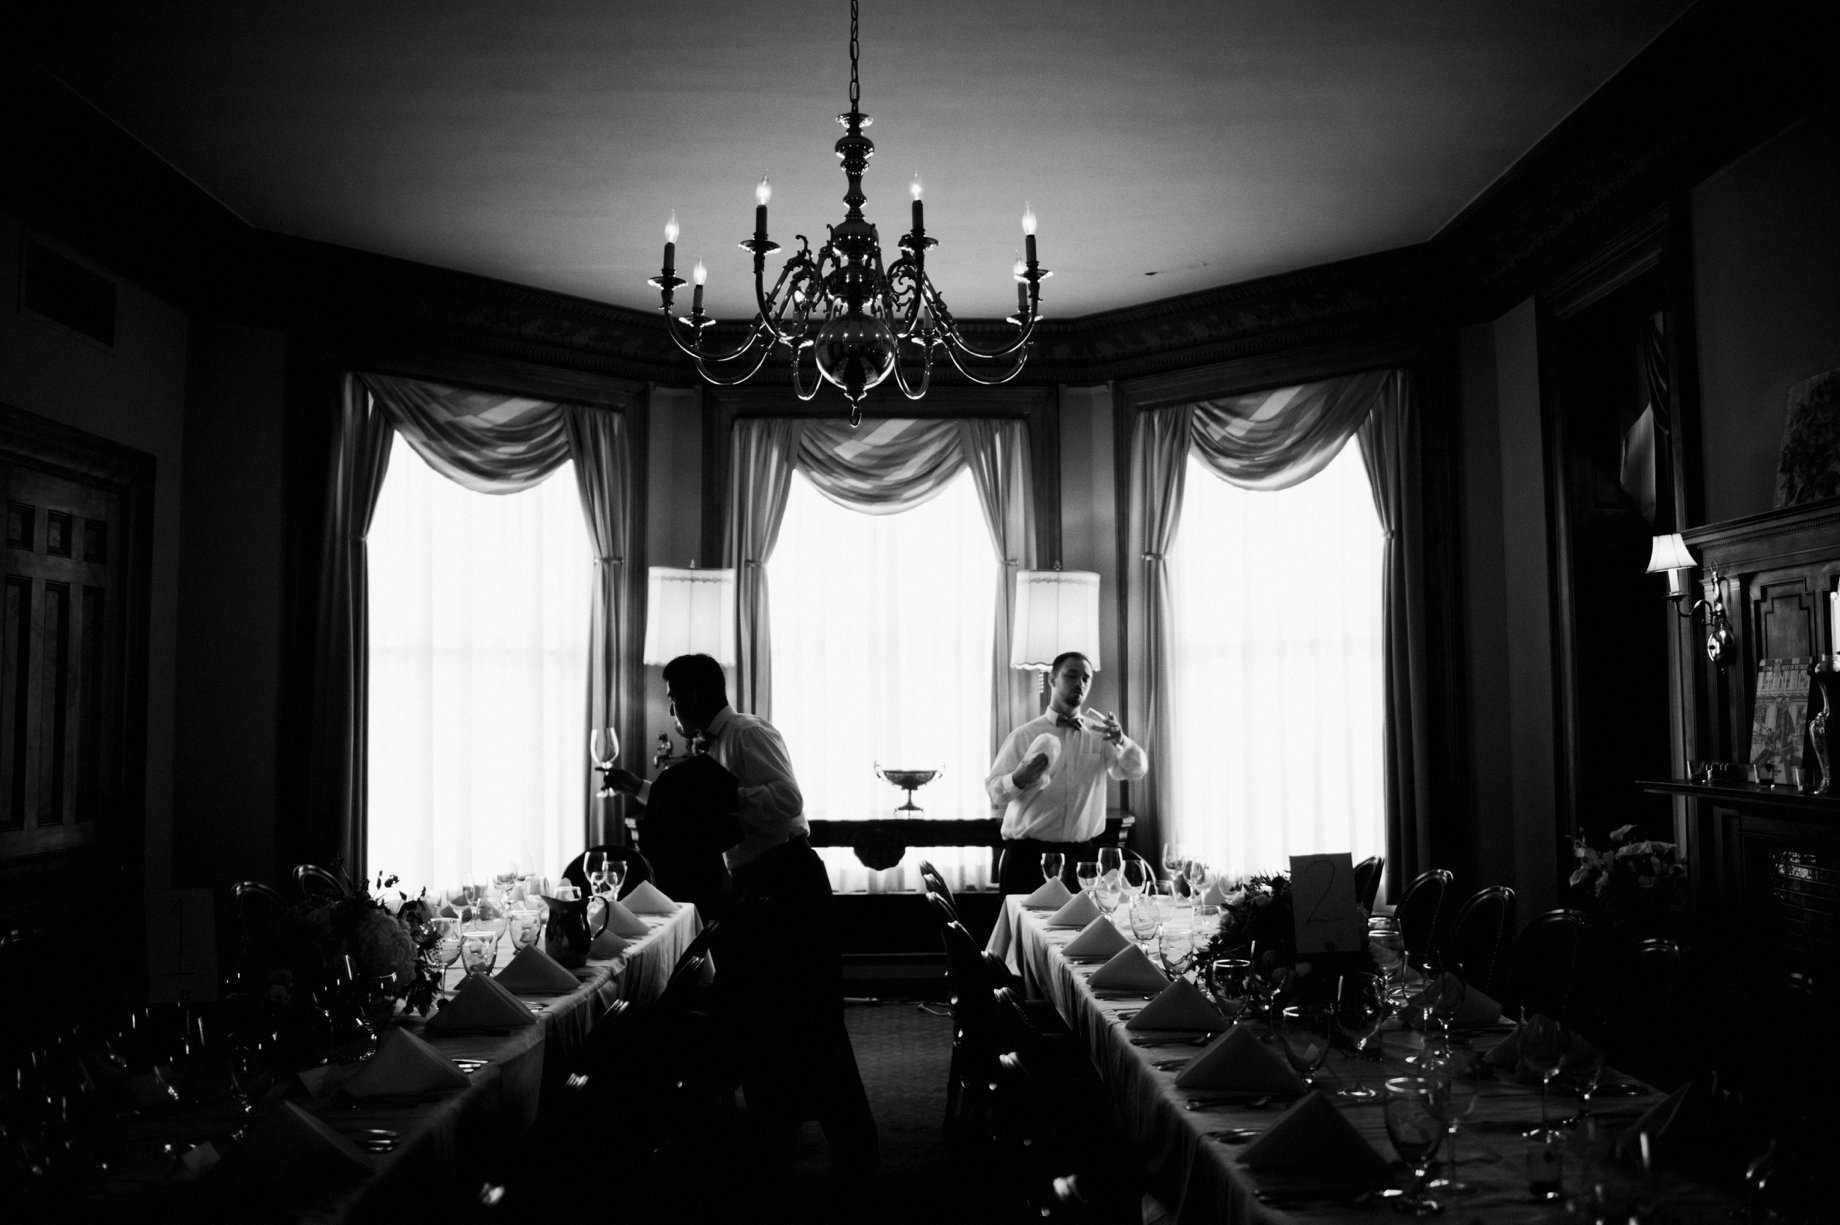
<box><xmin>1174</xmin><ymin>1025</ymin><xmax>1307</xmax><ymax>1096</ymax></box>
<box><xmin>1239</xmin><ymin>1090</ymin><xmax>1395</xmax><ymax>1186</ymax></box>
<box><xmin>1090</xmin><ymin>945</ymin><xmax>1171</xmax><ymax>993</ymax></box>
<box><xmin>1019</xmin><ymin>877</ymin><xmax>1073</xmax><ymax>907</ymax></box>
<box><xmin>214</xmin><ymin>1100</ymin><xmax>371</xmax><ymax>1195</ymax></box>
<box><xmin>1046</xmin><ymin>891</ymin><xmax>1102</xmax><ymax>929</ymax></box>
<box><xmin>597</xmin><ymin>897</ymin><xmax>651</xmax><ymax>938</ymax></box>
<box><xmin>342</xmin><ymin>1027</ymin><xmax>468</xmax><ymax>1098</ymax></box>
<box><xmin>1405</xmin><ymin>973</ymin><xmax>1502</xmax><ymax>1030</ymax></box>
<box><xmin>1063</xmin><ymin>916</ymin><xmax>1131</xmax><ymax>959</ymax></box>
<box><xmin>427</xmin><ymin>971</ymin><xmax>538</xmax><ymax>1033</ymax></box>
<box><xmin>1613</xmin><ymin>1074</ymin><xmax>1709</xmax><ymax>1169</ymax></box>
<box><xmin>493</xmin><ymin>944</ymin><xmax>582</xmax><ymax>994</ymax></box>
<box><xmin>1127</xmin><ymin>976</ymin><xmax>1227</xmax><ymax>1033</ymax></box>
<box><xmin>620</xmin><ymin>879</ymin><xmax>676</xmax><ymax>914</ymax></box>
<box><xmin>1482</xmin><ymin>1014</ymin><xmax>1597</xmax><ymax>1083</ymax></box>
<box><xmin>589</xmin><ymin>927</ymin><xmax>633</xmax><ymax>959</ymax></box>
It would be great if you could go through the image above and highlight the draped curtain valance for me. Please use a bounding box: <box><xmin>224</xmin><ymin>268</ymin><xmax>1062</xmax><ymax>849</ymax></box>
<box><xmin>310</xmin><ymin>373</ymin><xmax>636</xmax><ymax>881</ymax></box>
<box><xmin>725</xmin><ymin>416</ymin><xmax>1036</xmax><ymax>760</ymax></box>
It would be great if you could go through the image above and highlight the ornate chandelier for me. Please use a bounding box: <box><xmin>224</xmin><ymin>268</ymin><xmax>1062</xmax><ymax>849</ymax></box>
<box><xmin>648</xmin><ymin>0</ymin><xmax>1048</xmax><ymax>426</ymax></box>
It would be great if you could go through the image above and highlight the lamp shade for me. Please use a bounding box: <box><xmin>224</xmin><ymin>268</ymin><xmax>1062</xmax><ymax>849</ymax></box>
<box><xmin>1644</xmin><ymin>533</ymin><xmax>1697</xmax><ymax>575</ymax></box>
<box><xmin>1010</xmin><ymin>570</ymin><xmax>1101</xmax><ymax>671</ymax></box>
<box><xmin>642</xmin><ymin>567</ymin><xmax>736</xmax><ymax>666</ymax></box>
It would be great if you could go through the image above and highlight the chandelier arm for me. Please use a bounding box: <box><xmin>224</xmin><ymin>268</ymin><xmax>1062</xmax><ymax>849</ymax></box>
<box><xmin>889</xmin><ymin>338</ymin><xmax>933</xmax><ymax>400</ymax></box>
<box><xmin>926</xmin><ymin>288</ymin><xmax>1039</xmax><ymax>361</ymax></box>
<box><xmin>787</xmin><ymin>343</ymin><xmax>825</xmax><ymax>401</ymax></box>
<box><xmin>938</xmin><ymin>341</ymin><xmax>1030</xmax><ymax>386</ymax></box>
<box><xmin>754</xmin><ymin>239</ymin><xmax>816</xmax><ymax>341</ymax></box>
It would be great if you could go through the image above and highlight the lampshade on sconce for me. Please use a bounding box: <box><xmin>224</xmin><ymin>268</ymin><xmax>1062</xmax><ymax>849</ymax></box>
<box><xmin>1645</xmin><ymin>532</ymin><xmax>1698</xmax><ymax>600</ymax></box>
<box><xmin>1010</xmin><ymin>570</ymin><xmax>1101</xmax><ymax>672</ymax></box>
<box><xmin>643</xmin><ymin>567</ymin><xmax>737</xmax><ymax>666</ymax></box>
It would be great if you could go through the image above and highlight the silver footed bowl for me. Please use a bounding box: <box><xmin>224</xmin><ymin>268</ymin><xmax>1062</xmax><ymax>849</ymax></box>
<box><xmin>877</xmin><ymin>768</ymin><xmax>939</xmax><ymax>789</ymax></box>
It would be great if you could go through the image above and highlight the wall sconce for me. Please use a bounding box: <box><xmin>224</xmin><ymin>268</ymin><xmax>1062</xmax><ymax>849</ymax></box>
<box><xmin>1646</xmin><ymin>533</ymin><xmax>1734</xmax><ymax>667</ymax></box>
<box><xmin>1011</xmin><ymin>569</ymin><xmax>1100</xmax><ymax>700</ymax></box>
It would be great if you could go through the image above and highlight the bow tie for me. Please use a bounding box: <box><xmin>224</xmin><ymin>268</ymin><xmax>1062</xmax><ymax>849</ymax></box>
<box><xmin>1055</xmin><ymin>714</ymin><xmax>1084</xmax><ymax>730</ymax></box>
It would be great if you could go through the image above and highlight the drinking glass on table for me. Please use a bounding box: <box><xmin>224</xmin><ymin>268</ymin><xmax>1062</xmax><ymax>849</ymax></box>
<box><xmin>1279</xmin><ymin>1003</ymin><xmax>1335</xmax><ymax>1088</ymax></box>
<box><xmin>1334</xmin><ymin>972</ymin><xmax>1388</xmax><ymax>1099</ymax></box>
<box><xmin>1120</xmin><ymin>854</ymin><xmax>1152</xmax><ymax>898</ymax></box>
<box><xmin>1127</xmin><ymin>896</ymin><xmax>1161</xmax><ymax>954</ymax></box>
<box><xmin>460</xmin><ymin>929</ymin><xmax>499</xmax><ymax>977</ymax></box>
<box><xmin>1157</xmin><ymin>923</ymin><xmax>1194</xmax><ymax>978</ymax></box>
<box><xmin>1560</xmin><ymin>1038</ymin><xmax>1607</xmax><ymax>1130</ymax></box>
<box><xmin>1431</xmin><ymin>1069</ymin><xmax>1481</xmax><ymax>1197</ymax></box>
<box><xmin>1075</xmin><ymin>860</ymin><xmax>1100</xmax><ymax>895</ymax></box>
<box><xmin>1040</xmin><ymin>852</ymin><xmax>1064</xmax><ymax>886</ymax></box>
<box><xmin>1184</xmin><ymin>858</ymin><xmax>1210</xmax><ymax>895</ymax></box>
<box><xmin>1368</xmin><ymin>916</ymin><xmax>1408</xmax><ymax>1006</ymax></box>
<box><xmin>1098</xmin><ymin>846</ymin><xmax>1123</xmax><ymax>887</ymax></box>
<box><xmin>1384</xmin><ymin>1076</ymin><xmax>1449</xmax><ymax>1216</ymax></box>
<box><xmin>1161</xmin><ymin>842</ymin><xmax>1186</xmax><ymax>883</ymax></box>
<box><xmin>585</xmin><ymin>852</ymin><xmax>609</xmax><ymax>898</ymax></box>
<box><xmin>1207</xmin><ymin>958</ymin><xmax>1254</xmax><ymax>1023</ymax></box>
<box><xmin>605</xmin><ymin>859</ymin><xmax>627</xmax><ymax>898</ymax></box>
<box><xmin>1421</xmin><ymin>965</ymin><xmax>1467</xmax><ymax>1048</ymax></box>
<box><xmin>508</xmin><ymin>908</ymin><xmax>543</xmax><ymax>953</ymax></box>
<box><xmin>432</xmin><ymin>918</ymin><xmax>462</xmax><ymax>991</ymax></box>
<box><xmin>1518</xmin><ymin>1012</ymin><xmax>1567</xmax><ymax>1143</ymax></box>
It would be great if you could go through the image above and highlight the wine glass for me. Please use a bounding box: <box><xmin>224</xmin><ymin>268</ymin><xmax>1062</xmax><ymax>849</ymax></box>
<box><xmin>1098</xmin><ymin>846</ymin><xmax>1123</xmax><ymax>888</ymax></box>
<box><xmin>460</xmin><ymin>929</ymin><xmax>499</xmax><ymax>977</ymax></box>
<box><xmin>1157</xmin><ymin>923</ymin><xmax>1194</xmax><ymax>979</ymax></box>
<box><xmin>1120</xmin><ymin>854</ymin><xmax>1151</xmax><ymax>898</ymax></box>
<box><xmin>1075</xmin><ymin>860</ymin><xmax>1100</xmax><ymax>895</ymax></box>
<box><xmin>589</xmin><ymin>726</ymin><xmax>620</xmax><ymax>768</ymax></box>
<box><xmin>1093</xmin><ymin>875</ymin><xmax>1125</xmax><ymax>916</ymax></box>
<box><xmin>1040</xmin><ymin>852</ymin><xmax>1064</xmax><ymax>886</ymax></box>
<box><xmin>1384</xmin><ymin>1076</ymin><xmax>1448</xmax><ymax>1216</ymax></box>
<box><xmin>1279</xmin><ymin>1004</ymin><xmax>1335</xmax><ymax>1088</ymax></box>
<box><xmin>432</xmin><ymin>918</ymin><xmax>462</xmax><ymax>992</ymax></box>
<box><xmin>1518</xmin><ymin>1012</ymin><xmax>1567</xmax><ymax>1143</ymax></box>
<box><xmin>1421</xmin><ymin>967</ymin><xmax>1466</xmax><ymax>1048</ymax></box>
<box><xmin>508</xmin><ymin>908</ymin><xmax>543</xmax><ymax>952</ymax></box>
<box><xmin>1161</xmin><ymin>841</ymin><xmax>1185</xmax><ymax>881</ymax></box>
<box><xmin>1335</xmin><ymin>973</ymin><xmax>1388</xmax><ymax>1099</ymax></box>
<box><xmin>1368</xmin><ymin>917</ymin><xmax>1408</xmax><ymax>1006</ymax></box>
<box><xmin>1207</xmin><ymin>958</ymin><xmax>1254</xmax><ymax>1023</ymax></box>
<box><xmin>1127</xmin><ymin>896</ymin><xmax>1161</xmax><ymax>955</ymax></box>
<box><xmin>1185</xmin><ymin>857</ymin><xmax>1210</xmax><ymax>896</ymax></box>
<box><xmin>605</xmin><ymin>859</ymin><xmax>627</xmax><ymax>898</ymax></box>
<box><xmin>1430</xmin><ymin>1070</ymin><xmax>1480</xmax><ymax>1197</ymax></box>
<box><xmin>585</xmin><ymin>852</ymin><xmax>609</xmax><ymax>898</ymax></box>
<box><xmin>1560</xmin><ymin>1037</ymin><xmax>1607</xmax><ymax>1130</ymax></box>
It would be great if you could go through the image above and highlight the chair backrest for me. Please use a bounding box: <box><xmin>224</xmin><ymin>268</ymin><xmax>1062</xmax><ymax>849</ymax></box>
<box><xmin>918</xmin><ymin>859</ymin><xmax>958</xmax><ymax>920</ymax></box>
<box><xmin>1393</xmin><ymin>868</ymin><xmax>1452</xmax><ymax>969</ymax></box>
<box><xmin>561</xmin><ymin>844</ymin><xmax>655</xmax><ymax>898</ymax></box>
<box><xmin>937</xmin><ymin>914</ymin><xmax>998</xmax><ymax>1039</ymax></box>
<box><xmin>291</xmin><ymin>863</ymin><xmax>351</xmax><ymax>902</ymax></box>
<box><xmin>1503</xmin><ymin>907</ymin><xmax>1587</xmax><ymax>1023</ymax></box>
<box><xmin>1440</xmin><ymin>885</ymin><xmax>1517</xmax><ymax>997</ymax></box>
<box><xmin>1353</xmin><ymin>856</ymin><xmax>1384</xmax><ymax>912</ymax></box>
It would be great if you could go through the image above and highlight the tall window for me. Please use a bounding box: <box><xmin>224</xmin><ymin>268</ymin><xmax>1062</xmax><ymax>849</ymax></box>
<box><xmin>366</xmin><ymin>434</ymin><xmax>592</xmax><ymax>890</ymax></box>
<box><xmin>1166</xmin><ymin>442</ymin><xmax>1385</xmax><ymax>878</ymax></box>
<box><xmin>769</xmin><ymin>466</ymin><xmax>996</xmax><ymax>891</ymax></box>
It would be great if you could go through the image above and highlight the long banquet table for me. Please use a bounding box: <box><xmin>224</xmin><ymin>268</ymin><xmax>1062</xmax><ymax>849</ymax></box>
<box><xmin>75</xmin><ymin>902</ymin><xmax>701</xmax><ymax>1224</ymax></box>
<box><xmin>992</xmin><ymin>896</ymin><xmax>1735</xmax><ymax>1224</ymax></box>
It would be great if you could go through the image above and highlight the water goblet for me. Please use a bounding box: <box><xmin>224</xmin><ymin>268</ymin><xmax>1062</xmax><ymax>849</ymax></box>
<box><xmin>585</xmin><ymin>852</ymin><xmax>609</xmax><ymax>898</ymax></box>
<box><xmin>1184</xmin><ymin>858</ymin><xmax>1210</xmax><ymax>895</ymax></box>
<box><xmin>1517</xmin><ymin>1012</ymin><xmax>1567</xmax><ymax>1143</ymax></box>
<box><xmin>1075</xmin><ymin>860</ymin><xmax>1100</xmax><ymax>895</ymax></box>
<box><xmin>1208</xmin><ymin>958</ymin><xmax>1254</xmax><ymax>1023</ymax></box>
<box><xmin>1560</xmin><ymin>1038</ymin><xmax>1607</xmax><ymax>1130</ymax></box>
<box><xmin>1430</xmin><ymin>1071</ymin><xmax>1480</xmax><ymax>1197</ymax></box>
<box><xmin>508</xmin><ymin>908</ymin><xmax>543</xmax><ymax>953</ymax></box>
<box><xmin>1098</xmin><ymin>846</ymin><xmax>1123</xmax><ymax>888</ymax></box>
<box><xmin>1040</xmin><ymin>852</ymin><xmax>1064</xmax><ymax>886</ymax></box>
<box><xmin>431</xmin><ymin>918</ymin><xmax>462</xmax><ymax>992</ymax></box>
<box><xmin>1384</xmin><ymin>1076</ymin><xmax>1448</xmax><ymax>1216</ymax></box>
<box><xmin>460</xmin><ymin>929</ymin><xmax>499</xmax><ymax>978</ymax></box>
<box><xmin>1094</xmin><ymin>877</ymin><xmax>1125</xmax><ymax>916</ymax></box>
<box><xmin>1127</xmin><ymin>897</ymin><xmax>1161</xmax><ymax>955</ymax></box>
<box><xmin>1120</xmin><ymin>854</ymin><xmax>1151</xmax><ymax>898</ymax></box>
<box><xmin>1279</xmin><ymin>1003</ymin><xmax>1334</xmax><ymax>1087</ymax></box>
<box><xmin>1419</xmin><ymin>967</ymin><xmax>1466</xmax><ymax>1047</ymax></box>
<box><xmin>1335</xmin><ymin>972</ymin><xmax>1388</xmax><ymax>1099</ymax></box>
<box><xmin>1161</xmin><ymin>841</ymin><xmax>1186</xmax><ymax>883</ymax></box>
<box><xmin>1157</xmin><ymin>923</ymin><xmax>1194</xmax><ymax>979</ymax></box>
<box><xmin>605</xmin><ymin>860</ymin><xmax>627</xmax><ymax>898</ymax></box>
<box><xmin>1368</xmin><ymin>917</ymin><xmax>1407</xmax><ymax>1005</ymax></box>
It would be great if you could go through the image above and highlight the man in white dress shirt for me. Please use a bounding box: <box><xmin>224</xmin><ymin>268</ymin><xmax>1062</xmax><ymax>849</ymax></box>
<box><xmin>986</xmin><ymin>651</ymin><xmax>1149</xmax><ymax>895</ymax></box>
<box><xmin>605</xmin><ymin>654</ymin><xmax>879</xmax><ymax>1182</ymax></box>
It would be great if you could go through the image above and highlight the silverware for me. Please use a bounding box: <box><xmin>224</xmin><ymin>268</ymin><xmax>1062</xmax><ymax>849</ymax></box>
<box><xmin>1208</xmin><ymin>1128</ymin><xmax>1260</xmax><ymax>1144</ymax></box>
<box><xmin>1184</xmin><ymin>1093</ymin><xmax>1274</xmax><ymax>1111</ymax></box>
<box><xmin>1130</xmin><ymin>1033</ymin><xmax>1214</xmax><ymax>1047</ymax></box>
<box><xmin>1152</xmin><ymin>1058</ymin><xmax>1191</xmax><ymax>1071</ymax></box>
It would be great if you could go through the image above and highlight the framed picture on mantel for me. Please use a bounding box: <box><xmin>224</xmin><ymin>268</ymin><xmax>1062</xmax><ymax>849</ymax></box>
<box><xmin>1750</xmin><ymin>658</ymin><xmax>1810</xmax><ymax>785</ymax></box>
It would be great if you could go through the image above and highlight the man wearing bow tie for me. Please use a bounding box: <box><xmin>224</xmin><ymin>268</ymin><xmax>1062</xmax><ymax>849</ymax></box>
<box><xmin>986</xmin><ymin>651</ymin><xmax>1149</xmax><ymax>896</ymax></box>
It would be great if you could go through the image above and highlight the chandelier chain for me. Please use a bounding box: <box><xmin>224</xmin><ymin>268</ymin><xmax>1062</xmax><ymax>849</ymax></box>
<box><xmin>849</xmin><ymin>0</ymin><xmax>860</xmax><ymax>111</ymax></box>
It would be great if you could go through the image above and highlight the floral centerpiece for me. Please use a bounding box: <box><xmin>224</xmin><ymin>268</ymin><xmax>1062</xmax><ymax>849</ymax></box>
<box><xmin>257</xmin><ymin>872</ymin><xmax>445</xmax><ymax>1022</ymax></box>
<box><xmin>1203</xmin><ymin>872</ymin><xmax>1294</xmax><ymax>967</ymax></box>
<box><xmin>1569</xmin><ymin>823</ymin><xmax>1689</xmax><ymax>937</ymax></box>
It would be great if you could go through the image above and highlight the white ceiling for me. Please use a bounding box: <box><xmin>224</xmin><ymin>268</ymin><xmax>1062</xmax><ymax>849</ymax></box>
<box><xmin>24</xmin><ymin>0</ymin><xmax>1694</xmax><ymax>321</ymax></box>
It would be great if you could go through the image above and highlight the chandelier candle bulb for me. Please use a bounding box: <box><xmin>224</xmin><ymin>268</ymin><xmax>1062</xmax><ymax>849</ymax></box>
<box><xmin>911</xmin><ymin>175</ymin><xmax>923</xmax><ymax>232</ymax></box>
<box><xmin>692</xmin><ymin>260</ymin><xmax>707</xmax><ymax>312</ymax></box>
<box><xmin>1022</xmin><ymin>203</ymin><xmax>1038</xmax><ymax>264</ymax></box>
<box><xmin>663</xmin><ymin>212</ymin><xmax>680</xmax><ymax>277</ymax></box>
<box><xmin>754</xmin><ymin>176</ymin><xmax>770</xmax><ymax>239</ymax></box>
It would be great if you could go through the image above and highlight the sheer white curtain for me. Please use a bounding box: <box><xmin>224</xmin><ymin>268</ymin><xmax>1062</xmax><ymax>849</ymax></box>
<box><xmin>366</xmin><ymin>434</ymin><xmax>592</xmax><ymax>892</ymax></box>
<box><xmin>769</xmin><ymin>467</ymin><xmax>997</xmax><ymax>892</ymax></box>
<box><xmin>1166</xmin><ymin>442</ymin><xmax>1385</xmax><ymax>878</ymax></box>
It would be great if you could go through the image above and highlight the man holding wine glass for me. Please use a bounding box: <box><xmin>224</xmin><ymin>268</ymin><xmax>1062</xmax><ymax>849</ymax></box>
<box><xmin>985</xmin><ymin>651</ymin><xmax>1148</xmax><ymax>897</ymax></box>
<box><xmin>602</xmin><ymin>653</ymin><xmax>880</xmax><ymax>1183</ymax></box>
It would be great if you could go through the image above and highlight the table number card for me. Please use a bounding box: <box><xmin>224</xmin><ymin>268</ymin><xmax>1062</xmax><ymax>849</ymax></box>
<box><xmin>1287</xmin><ymin>852</ymin><xmax>1364</xmax><ymax>956</ymax></box>
<box><xmin>145</xmin><ymin>888</ymin><xmax>218</xmax><ymax>1003</ymax></box>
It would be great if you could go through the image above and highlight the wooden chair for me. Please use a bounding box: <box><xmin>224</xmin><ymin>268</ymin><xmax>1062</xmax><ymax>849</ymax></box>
<box><xmin>917</xmin><ymin>858</ymin><xmax>958</xmax><ymax>919</ymax></box>
<box><xmin>1438</xmin><ymin>885</ymin><xmax>1517</xmax><ymax>998</ymax></box>
<box><xmin>930</xmin><ymin>895</ymin><xmax>1000</xmax><ymax>1132</ymax></box>
<box><xmin>1502</xmin><ymin>907</ymin><xmax>1587</xmax><ymax>1022</ymax></box>
<box><xmin>560</xmin><ymin>844</ymin><xmax>654</xmax><ymax>899</ymax></box>
<box><xmin>291</xmin><ymin>863</ymin><xmax>351</xmax><ymax>902</ymax></box>
<box><xmin>1353</xmin><ymin>855</ymin><xmax>1384</xmax><ymax>912</ymax></box>
<box><xmin>1392</xmin><ymin>868</ymin><xmax>1452</xmax><ymax>970</ymax></box>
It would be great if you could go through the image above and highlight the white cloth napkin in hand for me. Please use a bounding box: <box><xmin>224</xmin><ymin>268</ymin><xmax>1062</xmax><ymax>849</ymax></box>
<box><xmin>1023</xmin><ymin>732</ymin><xmax>1063</xmax><ymax>783</ymax></box>
<box><xmin>427</xmin><ymin>972</ymin><xmax>538</xmax><ymax>1033</ymax></box>
<box><xmin>1239</xmin><ymin>1090</ymin><xmax>1394</xmax><ymax>1185</ymax></box>
<box><xmin>1089</xmin><ymin>945</ymin><xmax>1170</xmax><ymax>993</ymax></box>
<box><xmin>342</xmin><ymin>1027</ymin><xmax>468</xmax><ymax>1098</ymax></box>
<box><xmin>1062</xmin><ymin>916</ymin><xmax>1131</xmax><ymax>960</ymax></box>
<box><xmin>1019</xmin><ymin>877</ymin><xmax>1073</xmax><ymax>908</ymax></box>
<box><xmin>1174</xmin><ymin>1026</ymin><xmax>1307</xmax><ymax>1096</ymax></box>
<box><xmin>620</xmin><ymin>880</ymin><xmax>676</xmax><ymax>915</ymax></box>
<box><xmin>493</xmin><ymin>944</ymin><xmax>581</xmax><ymax>995</ymax></box>
<box><xmin>1045</xmin><ymin>891</ymin><xmax>1102</xmax><ymax>929</ymax></box>
<box><xmin>1127</xmin><ymin>977</ymin><xmax>1226</xmax><ymax>1032</ymax></box>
